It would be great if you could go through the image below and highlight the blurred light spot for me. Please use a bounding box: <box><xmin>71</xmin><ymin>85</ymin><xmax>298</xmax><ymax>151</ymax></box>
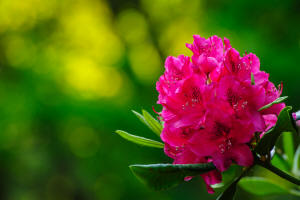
<box><xmin>1</xmin><ymin>122</ymin><xmax>23</xmax><ymax>149</ymax></box>
<box><xmin>128</xmin><ymin>43</ymin><xmax>161</xmax><ymax>84</ymax></box>
<box><xmin>9</xmin><ymin>139</ymin><xmax>51</xmax><ymax>187</ymax></box>
<box><xmin>159</xmin><ymin>19</ymin><xmax>199</xmax><ymax>56</ymax></box>
<box><xmin>116</xmin><ymin>9</ymin><xmax>149</xmax><ymax>44</ymax></box>
<box><xmin>63</xmin><ymin>121</ymin><xmax>100</xmax><ymax>158</ymax></box>
<box><xmin>4</xmin><ymin>35</ymin><xmax>37</xmax><ymax>67</ymax></box>
<box><xmin>9</xmin><ymin>189</ymin><xmax>38</xmax><ymax>200</ymax></box>
<box><xmin>94</xmin><ymin>174</ymin><xmax>123</xmax><ymax>200</ymax></box>
<box><xmin>58</xmin><ymin>0</ymin><xmax>124</xmax><ymax>66</ymax></box>
<box><xmin>140</xmin><ymin>0</ymin><xmax>183</xmax><ymax>22</ymax></box>
<box><xmin>0</xmin><ymin>0</ymin><xmax>56</xmax><ymax>32</ymax></box>
<box><xmin>64</xmin><ymin>57</ymin><xmax>122</xmax><ymax>99</ymax></box>
<box><xmin>141</xmin><ymin>0</ymin><xmax>202</xmax><ymax>23</ymax></box>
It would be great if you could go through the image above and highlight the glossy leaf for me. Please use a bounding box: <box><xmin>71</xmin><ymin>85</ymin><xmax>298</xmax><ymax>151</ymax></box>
<box><xmin>258</xmin><ymin>96</ymin><xmax>288</xmax><ymax>111</ymax></box>
<box><xmin>115</xmin><ymin>130</ymin><xmax>164</xmax><ymax>148</ymax></box>
<box><xmin>142</xmin><ymin>109</ymin><xmax>162</xmax><ymax>136</ymax></box>
<box><xmin>282</xmin><ymin>131</ymin><xmax>294</xmax><ymax>167</ymax></box>
<box><xmin>239</xmin><ymin>177</ymin><xmax>288</xmax><ymax>195</ymax></box>
<box><xmin>255</xmin><ymin>106</ymin><xmax>297</xmax><ymax>155</ymax></box>
<box><xmin>129</xmin><ymin>163</ymin><xmax>216</xmax><ymax>190</ymax></box>
<box><xmin>271</xmin><ymin>154</ymin><xmax>290</xmax><ymax>172</ymax></box>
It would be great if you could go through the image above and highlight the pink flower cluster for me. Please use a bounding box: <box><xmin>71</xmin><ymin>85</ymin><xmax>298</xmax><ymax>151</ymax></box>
<box><xmin>156</xmin><ymin>35</ymin><xmax>285</xmax><ymax>193</ymax></box>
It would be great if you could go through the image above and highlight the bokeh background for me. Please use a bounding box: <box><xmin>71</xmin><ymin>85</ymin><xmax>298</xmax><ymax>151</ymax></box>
<box><xmin>0</xmin><ymin>0</ymin><xmax>299</xmax><ymax>199</ymax></box>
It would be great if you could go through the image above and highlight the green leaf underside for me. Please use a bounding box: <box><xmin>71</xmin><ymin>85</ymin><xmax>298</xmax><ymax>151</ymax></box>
<box><xmin>283</xmin><ymin>131</ymin><xmax>294</xmax><ymax>167</ymax></box>
<box><xmin>216</xmin><ymin>176</ymin><xmax>240</xmax><ymax>200</ymax></box>
<box><xmin>258</xmin><ymin>96</ymin><xmax>288</xmax><ymax>111</ymax></box>
<box><xmin>255</xmin><ymin>106</ymin><xmax>297</xmax><ymax>155</ymax></box>
<box><xmin>129</xmin><ymin>163</ymin><xmax>216</xmax><ymax>190</ymax></box>
<box><xmin>142</xmin><ymin>110</ymin><xmax>162</xmax><ymax>136</ymax></box>
<box><xmin>239</xmin><ymin>177</ymin><xmax>289</xmax><ymax>195</ymax></box>
<box><xmin>115</xmin><ymin>130</ymin><xmax>164</xmax><ymax>148</ymax></box>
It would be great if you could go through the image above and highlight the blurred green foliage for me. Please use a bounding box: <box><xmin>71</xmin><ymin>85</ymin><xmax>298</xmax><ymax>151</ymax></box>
<box><xmin>0</xmin><ymin>0</ymin><xmax>299</xmax><ymax>199</ymax></box>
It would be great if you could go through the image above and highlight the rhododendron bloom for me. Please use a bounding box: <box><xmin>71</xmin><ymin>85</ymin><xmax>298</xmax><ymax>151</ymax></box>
<box><xmin>156</xmin><ymin>35</ymin><xmax>285</xmax><ymax>193</ymax></box>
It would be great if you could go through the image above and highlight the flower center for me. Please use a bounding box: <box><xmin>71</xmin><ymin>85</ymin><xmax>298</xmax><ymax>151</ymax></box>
<box><xmin>218</xmin><ymin>138</ymin><xmax>233</xmax><ymax>154</ymax></box>
<box><xmin>214</xmin><ymin>122</ymin><xmax>230</xmax><ymax>136</ymax></box>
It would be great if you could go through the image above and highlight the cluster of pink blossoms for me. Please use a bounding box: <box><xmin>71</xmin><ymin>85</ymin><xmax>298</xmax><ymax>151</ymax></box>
<box><xmin>156</xmin><ymin>35</ymin><xmax>285</xmax><ymax>193</ymax></box>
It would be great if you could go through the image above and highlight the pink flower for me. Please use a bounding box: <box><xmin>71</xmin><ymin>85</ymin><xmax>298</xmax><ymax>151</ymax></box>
<box><xmin>157</xmin><ymin>55</ymin><xmax>192</xmax><ymax>105</ymax></box>
<box><xmin>156</xmin><ymin>35</ymin><xmax>285</xmax><ymax>193</ymax></box>
<box><xmin>164</xmin><ymin>144</ymin><xmax>222</xmax><ymax>193</ymax></box>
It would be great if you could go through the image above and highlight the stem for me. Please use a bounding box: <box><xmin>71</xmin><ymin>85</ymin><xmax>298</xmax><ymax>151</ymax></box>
<box><xmin>256</xmin><ymin>159</ymin><xmax>300</xmax><ymax>185</ymax></box>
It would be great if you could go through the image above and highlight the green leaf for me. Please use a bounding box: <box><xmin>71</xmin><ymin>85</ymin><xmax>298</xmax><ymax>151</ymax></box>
<box><xmin>282</xmin><ymin>131</ymin><xmax>294</xmax><ymax>167</ymax></box>
<box><xmin>271</xmin><ymin>154</ymin><xmax>290</xmax><ymax>172</ymax></box>
<box><xmin>251</xmin><ymin>73</ymin><xmax>255</xmax><ymax>85</ymax></box>
<box><xmin>258</xmin><ymin>96</ymin><xmax>288</xmax><ymax>111</ymax></box>
<box><xmin>142</xmin><ymin>109</ymin><xmax>162</xmax><ymax>136</ymax></box>
<box><xmin>129</xmin><ymin>163</ymin><xmax>216</xmax><ymax>190</ymax></box>
<box><xmin>132</xmin><ymin>110</ymin><xmax>148</xmax><ymax>126</ymax></box>
<box><xmin>216</xmin><ymin>176</ymin><xmax>241</xmax><ymax>200</ymax></box>
<box><xmin>212</xmin><ymin>165</ymin><xmax>243</xmax><ymax>189</ymax></box>
<box><xmin>290</xmin><ymin>189</ymin><xmax>300</xmax><ymax>197</ymax></box>
<box><xmin>115</xmin><ymin>130</ymin><xmax>164</xmax><ymax>148</ymax></box>
<box><xmin>132</xmin><ymin>110</ymin><xmax>162</xmax><ymax>136</ymax></box>
<box><xmin>292</xmin><ymin>145</ymin><xmax>300</xmax><ymax>177</ymax></box>
<box><xmin>239</xmin><ymin>177</ymin><xmax>289</xmax><ymax>195</ymax></box>
<box><xmin>256</xmin><ymin>159</ymin><xmax>300</xmax><ymax>186</ymax></box>
<box><xmin>255</xmin><ymin>106</ymin><xmax>297</xmax><ymax>155</ymax></box>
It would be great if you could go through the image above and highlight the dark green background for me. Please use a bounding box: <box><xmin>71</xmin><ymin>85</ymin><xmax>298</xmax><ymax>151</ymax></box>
<box><xmin>0</xmin><ymin>0</ymin><xmax>299</xmax><ymax>199</ymax></box>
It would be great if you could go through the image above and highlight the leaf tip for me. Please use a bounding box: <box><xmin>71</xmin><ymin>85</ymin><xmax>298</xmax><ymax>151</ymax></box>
<box><xmin>128</xmin><ymin>165</ymin><xmax>135</xmax><ymax>171</ymax></box>
<box><xmin>131</xmin><ymin>109</ymin><xmax>139</xmax><ymax>114</ymax></box>
<box><xmin>129</xmin><ymin>164</ymin><xmax>137</xmax><ymax>168</ymax></box>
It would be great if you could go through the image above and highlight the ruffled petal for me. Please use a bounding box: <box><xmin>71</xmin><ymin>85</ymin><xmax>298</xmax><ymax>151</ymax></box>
<box><xmin>230</xmin><ymin>144</ymin><xmax>253</xmax><ymax>167</ymax></box>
